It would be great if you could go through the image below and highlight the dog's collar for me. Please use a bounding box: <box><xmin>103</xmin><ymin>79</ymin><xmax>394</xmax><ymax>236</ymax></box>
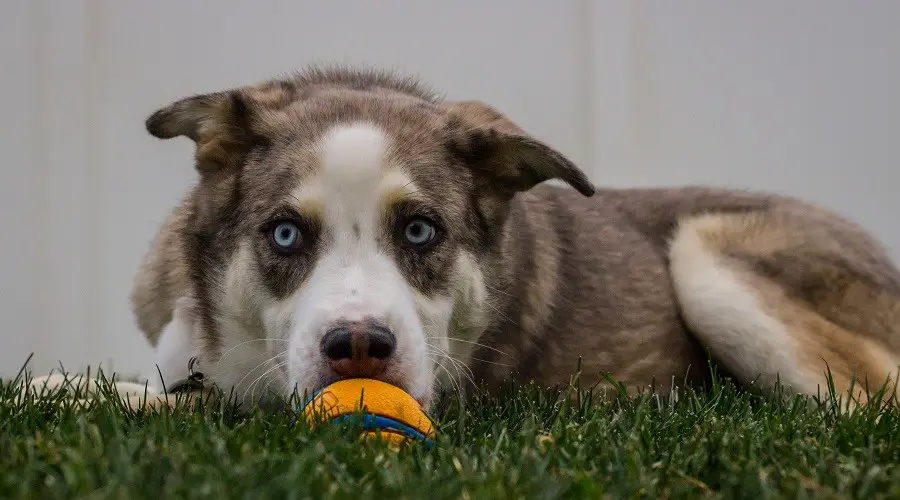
<box><xmin>166</xmin><ymin>356</ymin><xmax>205</xmax><ymax>394</ymax></box>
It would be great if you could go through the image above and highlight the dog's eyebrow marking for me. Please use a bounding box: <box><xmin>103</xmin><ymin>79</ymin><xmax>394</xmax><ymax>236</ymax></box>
<box><xmin>379</xmin><ymin>170</ymin><xmax>421</xmax><ymax>210</ymax></box>
<box><xmin>285</xmin><ymin>183</ymin><xmax>325</xmax><ymax>220</ymax></box>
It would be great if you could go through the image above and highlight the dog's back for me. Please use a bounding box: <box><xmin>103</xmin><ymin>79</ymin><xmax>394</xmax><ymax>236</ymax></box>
<box><xmin>472</xmin><ymin>183</ymin><xmax>900</xmax><ymax>401</ymax></box>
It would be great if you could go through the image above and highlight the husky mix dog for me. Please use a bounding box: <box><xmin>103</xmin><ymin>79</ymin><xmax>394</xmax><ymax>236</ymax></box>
<box><xmin>123</xmin><ymin>66</ymin><xmax>900</xmax><ymax>410</ymax></box>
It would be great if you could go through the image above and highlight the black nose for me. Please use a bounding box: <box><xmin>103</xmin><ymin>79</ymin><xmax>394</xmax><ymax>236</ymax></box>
<box><xmin>321</xmin><ymin>322</ymin><xmax>396</xmax><ymax>379</ymax></box>
<box><xmin>366</xmin><ymin>325</ymin><xmax>396</xmax><ymax>359</ymax></box>
<box><xmin>321</xmin><ymin>322</ymin><xmax>396</xmax><ymax>361</ymax></box>
<box><xmin>322</xmin><ymin>328</ymin><xmax>353</xmax><ymax>360</ymax></box>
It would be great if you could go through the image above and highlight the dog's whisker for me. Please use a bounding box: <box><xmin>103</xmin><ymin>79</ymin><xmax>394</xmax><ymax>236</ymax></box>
<box><xmin>445</xmin><ymin>355</ymin><xmax>477</xmax><ymax>387</ymax></box>
<box><xmin>482</xmin><ymin>300</ymin><xmax>517</xmax><ymax>326</ymax></box>
<box><xmin>425</xmin><ymin>343</ymin><xmax>474</xmax><ymax>380</ymax></box>
<box><xmin>426</xmin><ymin>353</ymin><xmax>450</xmax><ymax>379</ymax></box>
<box><xmin>233</xmin><ymin>350</ymin><xmax>289</xmax><ymax>394</ymax></box>
<box><xmin>426</xmin><ymin>348</ymin><xmax>472</xmax><ymax>382</ymax></box>
<box><xmin>442</xmin><ymin>354</ymin><xmax>476</xmax><ymax>388</ymax></box>
<box><xmin>429</xmin><ymin>355</ymin><xmax>462</xmax><ymax>395</ymax></box>
<box><xmin>442</xmin><ymin>337</ymin><xmax>515</xmax><ymax>359</ymax></box>
<box><xmin>429</xmin><ymin>339</ymin><xmax>515</xmax><ymax>368</ymax></box>
<box><xmin>462</xmin><ymin>356</ymin><xmax>513</xmax><ymax>368</ymax></box>
<box><xmin>426</xmin><ymin>344</ymin><xmax>476</xmax><ymax>388</ymax></box>
<box><xmin>252</xmin><ymin>361</ymin><xmax>290</xmax><ymax>400</ymax></box>
<box><xmin>425</xmin><ymin>347</ymin><xmax>463</xmax><ymax>389</ymax></box>
<box><xmin>216</xmin><ymin>338</ymin><xmax>290</xmax><ymax>365</ymax></box>
<box><xmin>244</xmin><ymin>358</ymin><xmax>289</xmax><ymax>401</ymax></box>
<box><xmin>483</xmin><ymin>283</ymin><xmax>515</xmax><ymax>298</ymax></box>
<box><xmin>245</xmin><ymin>360</ymin><xmax>290</xmax><ymax>405</ymax></box>
<box><xmin>433</xmin><ymin>347</ymin><xmax>515</xmax><ymax>368</ymax></box>
<box><xmin>278</xmin><ymin>378</ymin><xmax>294</xmax><ymax>402</ymax></box>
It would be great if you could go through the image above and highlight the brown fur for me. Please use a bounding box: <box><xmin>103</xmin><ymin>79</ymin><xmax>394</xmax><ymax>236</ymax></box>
<box><xmin>131</xmin><ymin>201</ymin><xmax>191</xmax><ymax>343</ymax></box>
<box><xmin>131</xmin><ymin>66</ymin><xmax>900</xmax><ymax>409</ymax></box>
<box><xmin>673</xmin><ymin>210</ymin><xmax>900</xmax><ymax>402</ymax></box>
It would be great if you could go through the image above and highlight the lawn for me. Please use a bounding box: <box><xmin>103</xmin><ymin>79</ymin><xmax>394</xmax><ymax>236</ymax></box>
<box><xmin>2</xmin><ymin>366</ymin><xmax>899</xmax><ymax>499</ymax></box>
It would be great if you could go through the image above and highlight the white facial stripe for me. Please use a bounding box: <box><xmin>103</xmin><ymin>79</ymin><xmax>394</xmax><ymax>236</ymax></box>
<box><xmin>276</xmin><ymin>122</ymin><xmax>436</xmax><ymax>406</ymax></box>
<box><xmin>289</xmin><ymin>126</ymin><xmax>419</xmax><ymax>222</ymax></box>
<box><xmin>320</xmin><ymin>124</ymin><xmax>387</xmax><ymax>241</ymax></box>
<box><xmin>320</xmin><ymin>124</ymin><xmax>388</xmax><ymax>182</ymax></box>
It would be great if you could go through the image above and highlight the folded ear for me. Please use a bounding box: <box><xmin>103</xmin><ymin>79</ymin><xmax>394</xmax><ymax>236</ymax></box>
<box><xmin>443</xmin><ymin>101</ymin><xmax>595</xmax><ymax>198</ymax></box>
<box><xmin>440</xmin><ymin>100</ymin><xmax>527</xmax><ymax>135</ymax></box>
<box><xmin>146</xmin><ymin>92</ymin><xmax>230</xmax><ymax>141</ymax></box>
<box><xmin>145</xmin><ymin>80</ymin><xmax>297</xmax><ymax>175</ymax></box>
<box><xmin>145</xmin><ymin>91</ymin><xmax>259</xmax><ymax>175</ymax></box>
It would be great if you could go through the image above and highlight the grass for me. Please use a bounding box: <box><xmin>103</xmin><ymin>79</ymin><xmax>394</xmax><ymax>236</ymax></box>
<box><xmin>2</xmin><ymin>363</ymin><xmax>899</xmax><ymax>499</ymax></box>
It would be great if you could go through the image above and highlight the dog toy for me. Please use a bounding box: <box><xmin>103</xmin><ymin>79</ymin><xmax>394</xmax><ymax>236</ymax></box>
<box><xmin>302</xmin><ymin>378</ymin><xmax>435</xmax><ymax>448</ymax></box>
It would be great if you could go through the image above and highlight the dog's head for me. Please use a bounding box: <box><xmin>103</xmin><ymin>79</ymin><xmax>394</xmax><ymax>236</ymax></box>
<box><xmin>146</xmin><ymin>67</ymin><xmax>594</xmax><ymax>409</ymax></box>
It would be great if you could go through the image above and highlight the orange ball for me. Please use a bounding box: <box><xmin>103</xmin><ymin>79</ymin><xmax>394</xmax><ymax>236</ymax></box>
<box><xmin>302</xmin><ymin>378</ymin><xmax>435</xmax><ymax>447</ymax></box>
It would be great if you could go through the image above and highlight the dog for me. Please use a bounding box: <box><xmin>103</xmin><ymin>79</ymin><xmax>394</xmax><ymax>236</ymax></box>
<box><xmin>116</xmin><ymin>65</ymin><xmax>900</xmax><ymax>412</ymax></box>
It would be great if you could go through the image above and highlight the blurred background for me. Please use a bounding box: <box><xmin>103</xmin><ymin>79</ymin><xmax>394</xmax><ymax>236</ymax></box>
<box><xmin>2</xmin><ymin>1</ymin><xmax>899</xmax><ymax>378</ymax></box>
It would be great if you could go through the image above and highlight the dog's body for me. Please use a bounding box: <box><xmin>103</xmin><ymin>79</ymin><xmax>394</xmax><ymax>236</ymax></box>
<box><xmin>128</xmin><ymin>66</ymin><xmax>900</xmax><ymax>410</ymax></box>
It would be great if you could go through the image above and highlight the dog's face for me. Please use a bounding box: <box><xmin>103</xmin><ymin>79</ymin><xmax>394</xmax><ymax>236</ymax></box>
<box><xmin>146</xmin><ymin>68</ymin><xmax>594</xmax><ymax>409</ymax></box>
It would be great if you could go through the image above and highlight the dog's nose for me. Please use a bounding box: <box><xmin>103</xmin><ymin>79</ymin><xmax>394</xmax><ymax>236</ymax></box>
<box><xmin>321</xmin><ymin>321</ymin><xmax>396</xmax><ymax>378</ymax></box>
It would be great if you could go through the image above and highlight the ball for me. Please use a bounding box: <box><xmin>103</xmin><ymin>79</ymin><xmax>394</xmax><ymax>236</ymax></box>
<box><xmin>301</xmin><ymin>378</ymin><xmax>435</xmax><ymax>448</ymax></box>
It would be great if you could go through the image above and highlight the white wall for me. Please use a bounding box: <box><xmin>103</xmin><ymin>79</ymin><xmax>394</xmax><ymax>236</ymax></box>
<box><xmin>2</xmin><ymin>0</ymin><xmax>899</xmax><ymax>378</ymax></box>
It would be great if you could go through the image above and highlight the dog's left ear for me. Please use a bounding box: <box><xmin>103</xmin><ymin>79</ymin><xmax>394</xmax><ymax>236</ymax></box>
<box><xmin>145</xmin><ymin>80</ymin><xmax>297</xmax><ymax>176</ymax></box>
<box><xmin>145</xmin><ymin>89</ymin><xmax>265</xmax><ymax>178</ymax></box>
<box><xmin>443</xmin><ymin>101</ymin><xmax>595</xmax><ymax>198</ymax></box>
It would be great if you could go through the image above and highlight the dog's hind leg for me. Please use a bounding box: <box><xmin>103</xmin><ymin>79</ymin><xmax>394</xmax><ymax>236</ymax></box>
<box><xmin>668</xmin><ymin>210</ymin><xmax>900</xmax><ymax>406</ymax></box>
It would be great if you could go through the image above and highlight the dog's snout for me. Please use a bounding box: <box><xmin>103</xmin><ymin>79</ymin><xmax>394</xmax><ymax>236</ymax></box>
<box><xmin>321</xmin><ymin>321</ymin><xmax>395</xmax><ymax>378</ymax></box>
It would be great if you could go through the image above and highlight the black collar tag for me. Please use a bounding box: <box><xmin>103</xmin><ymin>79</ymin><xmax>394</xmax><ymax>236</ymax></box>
<box><xmin>167</xmin><ymin>356</ymin><xmax>205</xmax><ymax>394</ymax></box>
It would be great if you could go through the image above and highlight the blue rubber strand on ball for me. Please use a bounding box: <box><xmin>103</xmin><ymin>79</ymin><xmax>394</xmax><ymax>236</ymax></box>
<box><xmin>333</xmin><ymin>413</ymin><xmax>434</xmax><ymax>448</ymax></box>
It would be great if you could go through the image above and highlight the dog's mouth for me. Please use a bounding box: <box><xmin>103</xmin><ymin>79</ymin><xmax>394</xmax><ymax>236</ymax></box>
<box><xmin>312</xmin><ymin>373</ymin><xmax>430</xmax><ymax>409</ymax></box>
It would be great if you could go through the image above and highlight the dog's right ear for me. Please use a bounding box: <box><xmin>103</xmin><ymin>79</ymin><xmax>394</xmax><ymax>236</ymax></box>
<box><xmin>440</xmin><ymin>100</ymin><xmax>527</xmax><ymax>135</ymax></box>
<box><xmin>443</xmin><ymin>100</ymin><xmax>595</xmax><ymax>199</ymax></box>
<box><xmin>145</xmin><ymin>90</ymin><xmax>260</xmax><ymax>175</ymax></box>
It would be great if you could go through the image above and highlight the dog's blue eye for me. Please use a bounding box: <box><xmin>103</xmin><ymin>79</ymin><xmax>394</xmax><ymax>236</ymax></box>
<box><xmin>404</xmin><ymin>218</ymin><xmax>437</xmax><ymax>247</ymax></box>
<box><xmin>270</xmin><ymin>221</ymin><xmax>302</xmax><ymax>252</ymax></box>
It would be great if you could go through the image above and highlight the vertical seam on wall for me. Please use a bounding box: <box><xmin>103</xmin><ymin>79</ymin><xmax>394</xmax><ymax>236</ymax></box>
<box><xmin>629</xmin><ymin>0</ymin><xmax>651</xmax><ymax>177</ymax></box>
<box><xmin>577</xmin><ymin>0</ymin><xmax>596</xmax><ymax>175</ymax></box>
<box><xmin>85</xmin><ymin>0</ymin><xmax>103</xmax><ymax>373</ymax></box>
<box><xmin>31</xmin><ymin>0</ymin><xmax>50</xmax><ymax>373</ymax></box>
